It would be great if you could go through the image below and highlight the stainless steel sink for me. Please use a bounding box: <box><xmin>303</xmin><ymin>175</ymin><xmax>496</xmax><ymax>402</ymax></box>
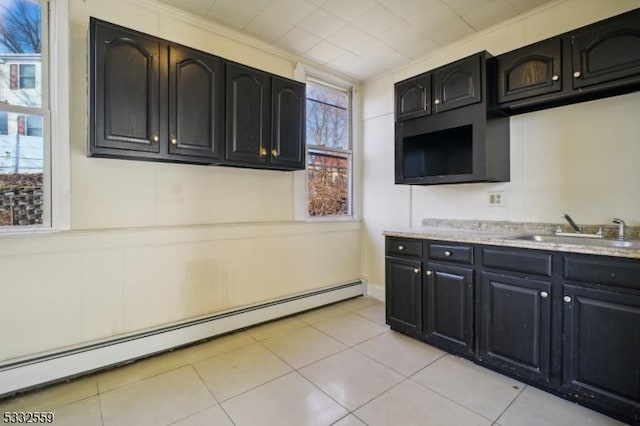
<box><xmin>507</xmin><ymin>234</ymin><xmax>640</xmax><ymax>249</ymax></box>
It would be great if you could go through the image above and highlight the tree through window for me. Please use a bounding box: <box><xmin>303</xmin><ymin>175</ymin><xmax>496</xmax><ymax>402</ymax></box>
<box><xmin>0</xmin><ymin>0</ymin><xmax>46</xmax><ymax>227</ymax></box>
<box><xmin>306</xmin><ymin>80</ymin><xmax>352</xmax><ymax>217</ymax></box>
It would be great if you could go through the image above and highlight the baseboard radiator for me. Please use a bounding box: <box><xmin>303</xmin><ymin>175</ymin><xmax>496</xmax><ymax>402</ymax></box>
<box><xmin>0</xmin><ymin>281</ymin><xmax>364</xmax><ymax>398</ymax></box>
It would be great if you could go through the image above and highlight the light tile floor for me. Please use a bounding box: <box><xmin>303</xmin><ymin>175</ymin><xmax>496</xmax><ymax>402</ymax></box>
<box><xmin>0</xmin><ymin>297</ymin><xmax>628</xmax><ymax>426</ymax></box>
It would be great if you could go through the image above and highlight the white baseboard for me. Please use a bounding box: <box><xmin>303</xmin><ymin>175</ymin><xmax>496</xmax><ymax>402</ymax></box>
<box><xmin>366</xmin><ymin>283</ymin><xmax>385</xmax><ymax>302</ymax></box>
<box><xmin>0</xmin><ymin>282</ymin><xmax>363</xmax><ymax>398</ymax></box>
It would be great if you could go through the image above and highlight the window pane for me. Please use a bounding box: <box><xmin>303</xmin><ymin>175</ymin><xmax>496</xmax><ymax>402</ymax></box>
<box><xmin>0</xmin><ymin>111</ymin><xmax>7</xmax><ymax>135</ymax></box>
<box><xmin>307</xmin><ymin>150</ymin><xmax>350</xmax><ymax>217</ymax></box>
<box><xmin>19</xmin><ymin>64</ymin><xmax>36</xmax><ymax>88</ymax></box>
<box><xmin>0</xmin><ymin>0</ymin><xmax>42</xmax><ymax>107</ymax></box>
<box><xmin>0</xmin><ymin>112</ymin><xmax>44</xmax><ymax>226</ymax></box>
<box><xmin>306</xmin><ymin>82</ymin><xmax>349</xmax><ymax>150</ymax></box>
<box><xmin>26</xmin><ymin>114</ymin><xmax>42</xmax><ymax>136</ymax></box>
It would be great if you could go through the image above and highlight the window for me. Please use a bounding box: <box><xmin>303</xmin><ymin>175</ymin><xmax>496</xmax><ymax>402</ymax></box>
<box><xmin>0</xmin><ymin>111</ymin><xmax>7</xmax><ymax>135</ymax></box>
<box><xmin>0</xmin><ymin>0</ymin><xmax>47</xmax><ymax>228</ymax></box>
<box><xmin>305</xmin><ymin>80</ymin><xmax>352</xmax><ymax>217</ymax></box>
<box><xmin>26</xmin><ymin>114</ymin><xmax>42</xmax><ymax>136</ymax></box>
<box><xmin>19</xmin><ymin>64</ymin><xmax>36</xmax><ymax>88</ymax></box>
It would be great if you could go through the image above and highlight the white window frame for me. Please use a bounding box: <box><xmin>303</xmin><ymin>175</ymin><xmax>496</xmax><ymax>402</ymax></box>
<box><xmin>0</xmin><ymin>0</ymin><xmax>70</xmax><ymax>234</ymax></box>
<box><xmin>303</xmin><ymin>76</ymin><xmax>358</xmax><ymax>221</ymax></box>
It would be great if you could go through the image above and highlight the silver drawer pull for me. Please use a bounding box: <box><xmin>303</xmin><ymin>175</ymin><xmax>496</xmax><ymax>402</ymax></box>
<box><xmin>398</xmin><ymin>245</ymin><xmax>405</xmax><ymax>251</ymax></box>
<box><xmin>564</xmin><ymin>296</ymin><xmax>572</xmax><ymax>303</ymax></box>
<box><xmin>444</xmin><ymin>250</ymin><xmax>452</xmax><ymax>257</ymax></box>
<box><xmin>540</xmin><ymin>291</ymin><xmax>549</xmax><ymax>298</ymax></box>
<box><xmin>425</xmin><ymin>270</ymin><xmax>433</xmax><ymax>276</ymax></box>
<box><xmin>551</xmin><ymin>75</ymin><xmax>559</xmax><ymax>81</ymax></box>
<box><xmin>413</xmin><ymin>268</ymin><xmax>420</xmax><ymax>274</ymax></box>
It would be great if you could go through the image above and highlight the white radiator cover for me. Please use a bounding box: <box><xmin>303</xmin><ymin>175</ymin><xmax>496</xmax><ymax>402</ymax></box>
<box><xmin>0</xmin><ymin>282</ymin><xmax>363</xmax><ymax>398</ymax></box>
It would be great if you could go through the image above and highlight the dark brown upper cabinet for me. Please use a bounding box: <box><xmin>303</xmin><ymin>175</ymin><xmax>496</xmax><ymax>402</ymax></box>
<box><xmin>90</xmin><ymin>19</ymin><xmax>162</xmax><ymax>156</ymax></box>
<box><xmin>225</xmin><ymin>62</ymin><xmax>271</xmax><ymax>167</ymax></box>
<box><xmin>271</xmin><ymin>76</ymin><xmax>305</xmax><ymax>170</ymax></box>
<box><xmin>168</xmin><ymin>44</ymin><xmax>224</xmax><ymax>161</ymax></box>
<box><xmin>433</xmin><ymin>54</ymin><xmax>482</xmax><ymax>113</ymax></box>
<box><xmin>90</xmin><ymin>18</ymin><xmax>305</xmax><ymax>171</ymax></box>
<box><xmin>571</xmin><ymin>10</ymin><xmax>640</xmax><ymax>89</ymax></box>
<box><xmin>494</xmin><ymin>7</ymin><xmax>640</xmax><ymax>114</ymax></box>
<box><xmin>225</xmin><ymin>64</ymin><xmax>305</xmax><ymax>171</ymax></box>
<box><xmin>90</xmin><ymin>19</ymin><xmax>224</xmax><ymax>164</ymax></box>
<box><xmin>497</xmin><ymin>38</ymin><xmax>562</xmax><ymax>104</ymax></box>
<box><xmin>395</xmin><ymin>73</ymin><xmax>431</xmax><ymax>122</ymax></box>
<box><xmin>394</xmin><ymin>51</ymin><xmax>510</xmax><ymax>185</ymax></box>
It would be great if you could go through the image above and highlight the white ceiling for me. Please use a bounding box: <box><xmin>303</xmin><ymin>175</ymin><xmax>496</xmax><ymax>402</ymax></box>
<box><xmin>155</xmin><ymin>0</ymin><xmax>555</xmax><ymax>81</ymax></box>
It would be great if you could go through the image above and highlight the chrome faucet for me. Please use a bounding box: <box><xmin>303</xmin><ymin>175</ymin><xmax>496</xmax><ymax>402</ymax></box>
<box><xmin>561</xmin><ymin>213</ymin><xmax>583</xmax><ymax>233</ymax></box>
<box><xmin>612</xmin><ymin>218</ymin><xmax>626</xmax><ymax>241</ymax></box>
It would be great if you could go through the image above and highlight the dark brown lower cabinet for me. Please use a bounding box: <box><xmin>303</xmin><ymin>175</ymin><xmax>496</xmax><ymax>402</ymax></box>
<box><xmin>384</xmin><ymin>236</ymin><xmax>640</xmax><ymax>424</ymax></box>
<box><xmin>424</xmin><ymin>262</ymin><xmax>474</xmax><ymax>356</ymax></box>
<box><xmin>385</xmin><ymin>256</ymin><xmax>422</xmax><ymax>336</ymax></box>
<box><xmin>562</xmin><ymin>285</ymin><xmax>640</xmax><ymax>419</ymax></box>
<box><xmin>480</xmin><ymin>272</ymin><xmax>551</xmax><ymax>384</ymax></box>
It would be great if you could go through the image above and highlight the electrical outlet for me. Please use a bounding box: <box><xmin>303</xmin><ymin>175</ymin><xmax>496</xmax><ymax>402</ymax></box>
<box><xmin>488</xmin><ymin>191</ymin><xmax>505</xmax><ymax>207</ymax></box>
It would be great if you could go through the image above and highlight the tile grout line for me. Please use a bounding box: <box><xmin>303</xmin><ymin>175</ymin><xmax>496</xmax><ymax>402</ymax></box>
<box><xmin>493</xmin><ymin>383</ymin><xmax>528</xmax><ymax>425</ymax></box>
<box><xmin>187</xmin><ymin>358</ymin><xmax>237</xmax><ymax>426</ymax></box>
<box><xmin>406</xmin><ymin>373</ymin><xmax>498</xmax><ymax>423</ymax></box>
<box><xmin>97</xmin><ymin>386</ymin><xmax>105</xmax><ymax>426</ymax></box>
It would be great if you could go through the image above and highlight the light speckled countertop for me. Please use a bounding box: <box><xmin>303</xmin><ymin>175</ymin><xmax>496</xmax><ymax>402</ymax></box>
<box><xmin>384</xmin><ymin>219</ymin><xmax>640</xmax><ymax>259</ymax></box>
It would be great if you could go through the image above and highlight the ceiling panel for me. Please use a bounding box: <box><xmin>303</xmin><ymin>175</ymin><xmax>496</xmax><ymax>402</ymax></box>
<box><xmin>463</xmin><ymin>0</ymin><xmax>519</xmax><ymax>31</ymax></box>
<box><xmin>326</xmin><ymin>25</ymin><xmax>370</xmax><ymax>52</ymax></box>
<box><xmin>352</xmin><ymin>5</ymin><xmax>407</xmax><ymax>37</ymax></box>
<box><xmin>261</xmin><ymin>0</ymin><xmax>317</xmax><ymax>25</ymax></box>
<box><xmin>157</xmin><ymin>0</ymin><xmax>215</xmax><ymax>16</ymax></box>
<box><xmin>206</xmin><ymin>0</ymin><xmax>260</xmax><ymax>30</ymax></box>
<box><xmin>321</xmin><ymin>0</ymin><xmax>378</xmax><ymax>22</ymax></box>
<box><xmin>155</xmin><ymin>0</ymin><xmax>558</xmax><ymax>81</ymax></box>
<box><xmin>277</xmin><ymin>28</ymin><xmax>322</xmax><ymax>55</ymax></box>
<box><xmin>245</xmin><ymin>10</ymin><xmax>293</xmax><ymax>43</ymax></box>
<box><xmin>298</xmin><ymin>8</ymin><xmax>347</xmax><ymax>38</ymax></box>
<box><xmin>304</xmin><ymin>40</ymin><xmax>349</xmax><ymax>64</ymax></box>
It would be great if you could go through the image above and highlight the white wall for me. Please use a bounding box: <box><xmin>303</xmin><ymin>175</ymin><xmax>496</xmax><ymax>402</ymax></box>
<box><xmin>0</xmin><ymin>0</ymin><xmax>361</xmax><ymax>363</ymax></box>
<box><xmin>362</xmin><ymin>0</ymin><xmax>640</xmax><ymax>294</ymax></box>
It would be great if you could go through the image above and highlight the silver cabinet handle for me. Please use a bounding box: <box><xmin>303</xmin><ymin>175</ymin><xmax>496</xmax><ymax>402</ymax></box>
<box><xmin>573</xmin><ymin>71</ymin><xmax>581</xmax><ymax>78</ymax></box>
<box><xmin>170</xmin><ymin>137</ymin><xmax>178</xmax><ymax>145</ymax></box>
<box><xmin>444</xmin><ymin>250</ymin><xmax>452</xmax><ymax>257</ymax></box>
<box><xmin>425</xmin><ymin>270</ymin><xmax>433</xmax><ymax>276</ymax></box>
<box><xmin>152</xmin><ymin>134</ymin><xmax>159</xmax><ymax>142</ymax></box>
<box><xmin>564</xmin><ymin>296</ymin><xmax>572</xmax><ymax>303</ymax></box>
<box><xmin>434</xmin><ymin>99</ymin><xmax>440</xmax><ymax>105</ymax></box>
<box><xmin>398</xmin><ymin>245</ymin><xmax>405</xmax><ymax>251</ymax></box>
<box><xmin>540</xmin><ymin>291</ymin><xmax>549</xmax><ymax>298</ymax></box>
<box><xmin>413</xmin><ymin>268</ymin><xmax>420</xmax><ymax>274</ymax></box>
<box><xmin>552</xmin><ymin>75</ymin><xmax>559</xmax><ymax>81</ymax></box>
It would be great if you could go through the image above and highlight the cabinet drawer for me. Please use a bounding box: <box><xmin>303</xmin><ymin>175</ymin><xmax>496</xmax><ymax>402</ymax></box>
<box><xmin>428</xmin><ymin>243</ymin><xmax>473</xmax><ymax>264</ymax></box>
<box><xmin>564</xmin><ymin>256</ymin><xmax>640</xmax><ymax>290</ymax></box>
<box><xmin>386</xmin><ymin>237</ymin><xmax>422</xmax><ymax>258</ymax></box>
<box><xmin>482</xmin><ymin>247</ymin><xmax>552</xmax><ymax>277</ymax></box>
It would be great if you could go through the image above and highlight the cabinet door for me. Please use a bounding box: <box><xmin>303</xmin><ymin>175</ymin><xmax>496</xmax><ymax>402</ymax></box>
<box><xmin>433</xmin><ymin>54</ymin><xmax>482</xmax><ymax>113</ymax></box>
<box><xmin>497</xmin><ymin>38</ymin><xmax>562</xmax><ymax>104</ymax></box>
<box><xmin>168</xmin><ymin>45</ymin><xmax>224</xmax><ymax>161</ymax></box>
<box><xmin>480</xmin><ymin>272</ymin><xmax>551</xmax><ymax>383</ymax></box>
<box><xmin>562</xmin><ymin>285</ymin><xmax>640</xmax><ymax>417</ymax></box>
<box><xmin>271</xmin><ymin>77</ymin><xmax>305</xmax><ymax>170</ymax></box>
<box><xmin>395</xmin><ymin>73</ymin><xmax>431</xmax><ymax>121</ymax></box>
<box><xmin>386</xmin><ymin>257</ymin><xmax>422</xmax><ymax>335</ymax></box>
<box><xmin>424</xmin><ymin>262</ymin><xmax>474</xmax><ymax>355</ymax></box>
<box><xmin>571</xmin><ymin>11</ymin><xmax>640</xmax><ymax>89</ymax></box>
<box><xmin>90</xmin><ymin>19</ymin><xmax>161</xmax><ymax>154</ymax></box>
<box><xmin>226</xmin><ymin>62</ymin><xmax>270</xmax><ymax>165</ymax></box>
